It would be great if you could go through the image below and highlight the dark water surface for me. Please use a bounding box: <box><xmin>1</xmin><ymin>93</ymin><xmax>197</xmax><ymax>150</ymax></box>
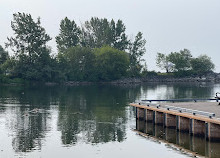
<box><xmin>0</xmin><ymin>83</ymin><xmax>220</xmax><ymax>158</ymax></box>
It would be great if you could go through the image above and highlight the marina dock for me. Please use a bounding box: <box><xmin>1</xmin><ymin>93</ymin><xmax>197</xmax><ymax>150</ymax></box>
<box><xmin>130</xmin><ymin>101</ymin><xmax>220</xmax><ymax>141</ymax></box>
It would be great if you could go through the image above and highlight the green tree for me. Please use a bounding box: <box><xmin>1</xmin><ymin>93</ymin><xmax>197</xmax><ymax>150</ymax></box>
<box><xmin>168</xmin><ymin>49</ymin><xmax>192</xmax><ymax>71</ymax></box>
<box><xmin>94</xmin><ymin>46</ymin><xmax>129</xmax><ymax>81</ymax></box>
<box><xmin>56</xmin><ymin>17</ymin><xmax>81</xmax><ymax>53</ymax></box>
<box><xmin>0</xmin><ymin>45</ymin><xmax>9</xmax><ymax>65</ymax></box>
<box><xmin>58</xmin><ymin>47</ymin><xmax>96</xmax><ymax>81</ymax></box>
<box><xmin>156</xmin><ymin>53</ymin><xmax>174</xmax><ymax>73</ymax></box>
<box><xmin>128</xmin><ymin>32</ymin><xmax>146</xmax><ymax>76</ymax></box>
<box><xmin>6</xmin><ymin>12</ymin><xmax>52</xmax><ymax>81</ymax></box>
<box><xmin>81</xmin><ymin>18</ymin><xmax>129</xmax><ymax>51</ymax></box>
<box><xmin>112</xmin><ymin>20</ymin><xmax>129</xmax><ymax>51</ymax></box>
<box><xmin>191</xmin><ymin>55</ymin><xmax>215</xmax><ymax>74</ymax></box>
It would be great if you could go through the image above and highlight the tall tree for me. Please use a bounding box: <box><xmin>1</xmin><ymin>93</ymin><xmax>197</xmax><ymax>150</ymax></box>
<box><xmin>129</xmin><ymin>32</ymin><xmax>146</xmax><ymax>76</ymax></box>
<box><xmin>56</xmin><ymin>17</ymin><xmax>81</xmax><ymax>53</ymax></box>
<box><xmin>0</xmin><ymin>45</ymin><xmax>9</xmax><ymax>65</ymax></box>
<box><xmin>112</xmin><ymin>20</ymin><xmax>129</xmax><ymax>51</ymax></box>
<box><xmin>81</xmin><ymin>17</ymin><xmax>129</xmax><ymax>51</ymax></box>
<box><xmin>0</xmin><ymin>45</ymin><xmax>9</xmax><ymax>74</ymax></box>
<box><xmin>6</xmin><ymin>12</ymin><xmax>52</xmax><ymax>81</ymax></box>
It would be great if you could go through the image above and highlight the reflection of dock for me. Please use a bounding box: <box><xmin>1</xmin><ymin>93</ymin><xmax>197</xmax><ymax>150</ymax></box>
<box><xmin>135</xmin><ymin>120</ymin><xmax>220</xmax><ymax>158</ymax></box>
<box><xmin>130</xmin><ymin>102</ymin><xmax>220</xmax><ymax>141</ymax></box>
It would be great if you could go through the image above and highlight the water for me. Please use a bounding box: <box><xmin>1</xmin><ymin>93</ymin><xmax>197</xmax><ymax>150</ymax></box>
<box><xmin>0</xmin><ymin>83</ymin><xmax>220</xmax><ymax>158</ymax></box>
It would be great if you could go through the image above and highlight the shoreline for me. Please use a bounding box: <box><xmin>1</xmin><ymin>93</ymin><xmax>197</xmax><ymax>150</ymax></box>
<box><xmin>1</xmin><ymin>74</ymin><xmax>220</xmax><ymax>86</ymax></box>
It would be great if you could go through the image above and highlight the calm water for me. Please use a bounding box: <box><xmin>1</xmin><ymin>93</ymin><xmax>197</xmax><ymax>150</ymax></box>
<box><xmin>0</xmin><ymin>83</ymin><xmax>220</xmax><ymax>158</ymax></box>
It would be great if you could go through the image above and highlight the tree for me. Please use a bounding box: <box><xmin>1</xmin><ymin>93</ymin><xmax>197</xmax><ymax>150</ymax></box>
<box><xmin>56</xmin><ymin>17</ymin><xmax>81</xmax><ymax>53</ymax></box>
<box><xmin>94</xmin><ymin>46</ymin><xmax>129</xmax><ymax>81</ymax></box>
<box><xmin>191</xmin><ymin>55</ymin><xmax>215</xmax><ymax>74</ymax></box>
<box><xmin>6</xmin><ymin>12</ymin><xmax>52</xmax><ymax>81</ymax></box>
<box><xmin>168</xmin><ymin>49</ymin><xmax>192</xmax><ymax>71</ymax></box>
<box><xmin>0</xmin><ymin>45</ymin><xmax>9</xmax><ymax>65</ymax></box>
<box><xmin>81</xmin><ymin>18</ymin><xmax>129</xmax><ymax>51</ymax></box>
<box><xmin>156</xmin><ymin>53</ymin><xmax>174</xmax><ymax>73</ymax></box>
<box><xmin>128</xmin><ymin>32</ymin><xmax>146</xmax><ymax>76</ymax></box>
<box><xmin>0</xmin><ymin>45</ymin><xmax>9</xmax><ymax>75</ymax></box>
<box><xmin>112</xmin><ymin>20</ymin><xmax>129</xmax><ymax>51</ymax></box>
<box><xmin>58</xmin><ymin>46</ymin><xmax>96</xmax><ymax>81</ymax></box>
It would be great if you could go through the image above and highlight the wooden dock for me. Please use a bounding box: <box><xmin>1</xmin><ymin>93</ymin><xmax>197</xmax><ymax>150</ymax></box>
<box><xmin>130</xmin><ymin>102</ymin><xmax>220</xmax><ymax>141</ymax></box>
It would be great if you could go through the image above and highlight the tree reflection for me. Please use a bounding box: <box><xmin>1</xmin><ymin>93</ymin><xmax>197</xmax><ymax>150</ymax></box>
<box><xmin>57</xmin><ymin>85</ymin><xmax>134</xmax><ymax>145</ymax></box>
<box><xmin>11</xmin><ymin>111</ymin><xmax>50</xmax><ymax>152</ymax></box>
<box><xmin>0</xmin><ymin>84</ymin><xmax>141</xmax><ymax>151</ymax></box>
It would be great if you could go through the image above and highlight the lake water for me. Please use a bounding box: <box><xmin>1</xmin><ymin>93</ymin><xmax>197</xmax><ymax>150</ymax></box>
<box><xmin>0</xmin><ymin>83</ymin><xmax>220</xmax><ymax>158</ymax></box>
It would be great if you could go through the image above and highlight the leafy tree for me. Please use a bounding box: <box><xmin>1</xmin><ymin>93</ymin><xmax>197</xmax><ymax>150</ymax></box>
<box><xmin>156</xmin><ymin>53</ymin><xmax>174</xmax><ymax>73</ymax></box>
<box><xmin>112</xmin><ymin>20</ymin><xmax>129</xmax><ymax>51</ymax></box>
<box><xmin>128</xmin><ymin>32</ymin><xmax>146</xmax><ymax>76</ymax></box>
<box><xmin>81</xmin><ymin>18</ymin><xmax>129</xmax><ymax>51</ymax></box>
<box><xmin>0</xmin><ymin>45</ymin><xmax>9</xmax><ymax>75</ymax></box>
<box><xmin>94</xmin><ymin>46</ymin><xmax>129</xmax><ymax>81</ymax></box>
<box><xmin>191</xmin><ymin>55</ymin><xmax>215</xmax><ymax>74</ymax></box>
<box><xmin>58</xmin><ymin>47</ymin><xmax>96</xmax><ymax>81</ymax></box>
<box><xmin>168</xmin><ymin>49</ymin><xmax>192</xmax><ymax>71</ymax></box>
<box><xmin>6</xmin><ymin>12</ymin><xmax>52</xmax><ymax>81</ymax></box>
<box><xmin>0</xmin><ymin>45</ymin><xmax>9</xmax><ymax>65</ymax></box>
<box><xmin>56</xmin><ymin>17</ymin><xmax>81</xmax><ymax>53</ymax></box>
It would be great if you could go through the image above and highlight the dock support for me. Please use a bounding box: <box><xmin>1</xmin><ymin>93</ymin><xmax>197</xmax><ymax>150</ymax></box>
<box><xmin>208</xmin><ymin>123</ymin><xmax>220</xmax><ymax>141</ymax></box>
<box><xmin>192</xmin><ymin>119</ymin><xmax>206</xmax><ymax>136</ymax></box>
<box><xmin>177</xmin><ymin>116</ymin><xmax>190</xmax><ymax>132</ymax></box>
<box><xmin>165</xmin><ymin>114</ymin><xmax>176</xmax><ymax>128</ymax></box>
<box><xmin>155</xmin><ymin>111</ymin><xmax>163</xmax><ymax>125</ymax></box>
<box><xmin>137</xmin><ymin>108</ymin><xmax>145</xmax><ymax>120</ymax></box>
<box><xmin>146</xmin><ymin>109</ymin><xmax>154</xmax><ymax>122</ymax></box>
<box><xmin>133</xmin><ymin>104</ymin><xmax>220</xmax><ymax>140</ymax></box>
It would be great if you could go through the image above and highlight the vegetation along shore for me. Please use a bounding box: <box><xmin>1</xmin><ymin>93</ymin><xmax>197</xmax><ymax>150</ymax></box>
<box><xmin>0</xmin><ymin>12</ymin><xmax>216</xmax><ymax>85</ymax></box>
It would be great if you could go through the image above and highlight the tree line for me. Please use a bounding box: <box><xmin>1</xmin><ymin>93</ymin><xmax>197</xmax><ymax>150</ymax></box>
<box><xmin>0</xmin><ymin>12</ymin><xmax>215</xmax><ymax>83</ymax></box>
<box><xmin>156</xmin><ymin>49</ymin><xmax>215</xmax><ymax>76</ymax></box>
<box><xmin>0</xmin><ymin>12</ymin><xmax>146</xmax><ymax>82</ymax></box>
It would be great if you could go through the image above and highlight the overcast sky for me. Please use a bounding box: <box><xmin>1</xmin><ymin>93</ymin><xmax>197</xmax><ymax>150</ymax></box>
<box><xmin>1</xmin><ymin>0</ymin><xmax>220</xmax><ymax>72</ymax></box>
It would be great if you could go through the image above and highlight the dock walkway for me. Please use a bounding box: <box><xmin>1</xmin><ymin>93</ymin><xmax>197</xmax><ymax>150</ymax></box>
<box><xmin>158</xmin><ymin>102</ymin><xmax>220</xmax><ymax>118</ymax></box>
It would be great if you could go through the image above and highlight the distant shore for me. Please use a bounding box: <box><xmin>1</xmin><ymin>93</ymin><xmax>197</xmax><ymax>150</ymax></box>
<box><xmin>1</xmin><ymin>72</ymin><xmax>220</xmax><ymax>86</ymax></box>
<box><xmin>110</xmin><ymin>73</ymin><xmax>220</xmax><ymax>85</ymax></box>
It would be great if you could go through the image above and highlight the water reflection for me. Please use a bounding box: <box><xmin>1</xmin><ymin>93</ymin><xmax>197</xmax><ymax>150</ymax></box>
<box><xmin>136</xmin><ymin>120</ymin><xmax>220</xmax><ymax>158</ymax></box>
<box><xmin>57</xmin><ymin>85</ymin><xmax>132</xmax><ymax>145</ymax></box>
<box><xmin>0</xmin><ymin>82</ymin><xmax>220</xmax><ymax>155</ymax></box>
<box><xmin>140</xmin><ymin>82</ymin><xmax>217</xmax><ymax>101</ymax></box>
<box><xmin>11</xmin><ymin>109</ymin><xmax>51</xmax><ymax>152</ymax></box>
<box><xmin>0</xmin><ymin>84</ymin><xmax>141</xmax><ymax>152</ymax></box>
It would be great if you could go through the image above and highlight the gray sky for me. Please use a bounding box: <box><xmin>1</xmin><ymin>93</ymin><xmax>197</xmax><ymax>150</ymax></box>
<box><xmin>1</xmin><ymin>0</ymin><xmax>220</xmax><ymax>72</ymax></box>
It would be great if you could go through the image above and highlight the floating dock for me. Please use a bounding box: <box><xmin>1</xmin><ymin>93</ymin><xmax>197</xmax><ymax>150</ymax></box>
<box><xmin>130</xmin><ymin>102</ymin><xmax>220</xmax><ymax>141</ymax></box>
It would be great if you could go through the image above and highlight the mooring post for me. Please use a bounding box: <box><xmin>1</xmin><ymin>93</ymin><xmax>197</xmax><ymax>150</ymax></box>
<box><xmin>176</xmin><ymin>116</ymin><xmax>180</xmax><ymax>131</ymax></box>
<box><xmin>163</xmin><ymin>113</ymin><xmax>166</xmax><ymax>127</ymax></box>
<box><xmin>189</xmin><ymin>119</ymin><xmax>193</xmax><ymax>135</ymax></box>
<box><xmin>205</xmin><ymin>122</ymin><xmax>209</xmax><ymax>141</ymax></box>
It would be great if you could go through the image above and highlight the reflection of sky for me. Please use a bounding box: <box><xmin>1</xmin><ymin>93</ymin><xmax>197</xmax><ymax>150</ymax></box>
<box><xmin>137</xmin><ymin>83</ymin><xmax>220</xmax><ymax>102</ymax></box>
<box><xmin>1</xmin><ymin>0</ymin><xmax>220</xmax><ymax>72</ymax></box>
